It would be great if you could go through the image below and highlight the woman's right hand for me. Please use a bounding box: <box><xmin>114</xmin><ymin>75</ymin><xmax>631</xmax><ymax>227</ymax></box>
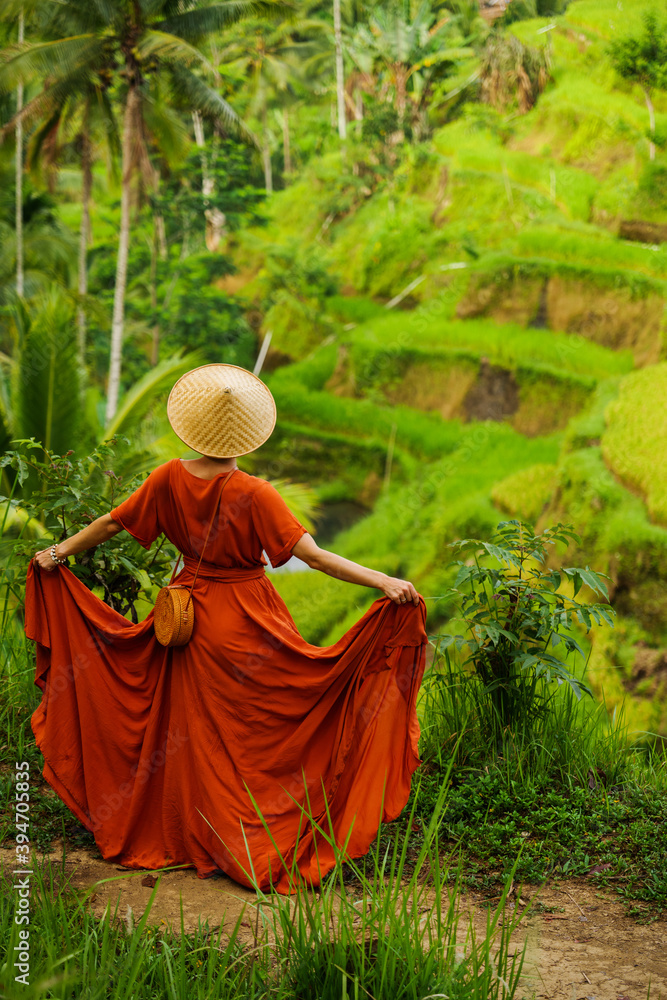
<box><xmin>34</xmin><ymin>548</ymin><xmax>60</xmax><ymax>572</ymax></box>
<box><xmin>381</xmin><ymin>575</ymin><xmax>421</xmax><ymax>606</ymax></box>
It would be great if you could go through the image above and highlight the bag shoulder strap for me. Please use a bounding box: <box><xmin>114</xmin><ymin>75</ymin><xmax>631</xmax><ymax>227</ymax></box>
<box><xmin>167</xmin><ymin>468</ymin><xmax>237</xmax><ymax>598</ymax></box>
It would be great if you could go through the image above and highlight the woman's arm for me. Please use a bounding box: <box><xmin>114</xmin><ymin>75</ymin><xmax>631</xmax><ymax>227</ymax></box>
<box><xmin>33</xmin><ymin>514</ymin><xmax>125</xmax><ymax>572</ymax></box>
<box><xmin>291</xmin><ymin>533</ymin><xmax>420</xmax><ymax>606</ymax></box>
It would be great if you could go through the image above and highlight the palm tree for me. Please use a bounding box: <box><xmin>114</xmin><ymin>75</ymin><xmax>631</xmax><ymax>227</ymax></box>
<box><xmin>11</xmin><ymin>91</ymin><xmax>119</xmax><ymax>360</ymax></box>
<box><xmin>347</xmin><ymin>0</ymin><xmax>476</xmax><ymax>137</ymax></box>
<box><xmin>1</xmin><ymin>0</ymin><xmax>286</xmax><ymax>424</ymax></box>
<box><xmin>220</xmin><ymin>17</ymin><xmax>320</xmax><ymax>192</ymax></box>
<box><xmin>0</xmin><ymin>4</ymin><xmax>119</xmax><ymax>359</ymax></box>
<box><xmin>299</xmin><ymin>0</ymin><xmax>371</xmax><ymax>131</ymax></box>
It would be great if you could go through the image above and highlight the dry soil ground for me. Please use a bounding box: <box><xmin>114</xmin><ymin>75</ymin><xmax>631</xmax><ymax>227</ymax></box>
<box><xmin>1</xmin><ymin>842</ymin><xmax>666</xmax><ymax>1000</ymax></box>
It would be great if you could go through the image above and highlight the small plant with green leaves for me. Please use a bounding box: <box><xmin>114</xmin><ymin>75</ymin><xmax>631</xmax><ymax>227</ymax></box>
<box><xmin>0</xmin><ymin>439</ymin><xmax>177</xmax><ymax>621</ymax></box>
<box><xmin>438</xmin><ymin>520</ymin><xmax>615</xmax><ymax>741</ymax></box>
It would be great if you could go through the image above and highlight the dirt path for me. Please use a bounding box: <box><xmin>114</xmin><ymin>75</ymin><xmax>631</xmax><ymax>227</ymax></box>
<box><xmin>2</xmin><ymin>843</ymin><xmax>666</xmax><ymax>998</ymax></box>
<box><xmin>502</xmin><ymin>885</ymin><xmax>666</xmax><ymax>1000</ymax></box>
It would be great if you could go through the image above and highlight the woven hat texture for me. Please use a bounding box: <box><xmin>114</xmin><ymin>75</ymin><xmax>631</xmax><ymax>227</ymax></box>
<box><xmin>167</xmin><ymin>364</ymin><xmax>276</xmax><ymax>458</ymax></box>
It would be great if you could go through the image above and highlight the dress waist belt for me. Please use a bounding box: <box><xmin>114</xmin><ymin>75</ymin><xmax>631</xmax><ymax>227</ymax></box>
<box><xmin>180</xmin><ymin>557</ymin><xmax>266</xmax><ymax>583</ymax></box>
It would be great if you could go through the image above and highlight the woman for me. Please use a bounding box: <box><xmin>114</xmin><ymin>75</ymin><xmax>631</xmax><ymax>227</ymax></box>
<box><xmin>26</xmin><ymin>364</ymin><xmax>427</xmax><ymax>893</ymax></box>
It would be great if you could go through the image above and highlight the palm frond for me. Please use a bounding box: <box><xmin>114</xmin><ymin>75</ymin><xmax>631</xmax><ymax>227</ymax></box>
<box><xmin>158</xmin><ymin>1</ymin><xmax>294</xmax><ymax>42</ymax></box>
<box><xmin>142</xmin><ymin>94</ymin><xmax>191</xmax><ymax>165</ymax></box>
<box><xmin>0</xmin><ymin>0</ymin><xmax>51</xmax><ymax>24</ymax></box>
<box><xmin>137</xmin><ymin>29</ymin><xmax>214</xmax><ymax>70</ymax></box>
<box><xmin>24</xmin><ymin>228</ymin><xmax>77</xmax><ymax>274</ymax></box>
<box><xmin>0</xmin><ymin>36</ymin><xmax>104</xmax><ymax>92</ymax></box>
<box><xmin>12</xmin><ymin>289</ymin><xmax>82</xmax><ymax>455</ymax></box>
<box><xmin>0</xmin><ymin>69</ymin><xmax>91</xmax><ymax>140</ymax></box>
<box><xmin>103</xmin><ymin>352</ymin><xmax>205</xmax><ymax>444</ymax></box>
<box><xmin>168</xmin><ymin>63</ymin><xmax>254</xmax><ymax>141</ymax></box>
<box><xmin>91</xmin><ymin>88</ymin><xmax>121</xmax><ymax>162</ymax></box>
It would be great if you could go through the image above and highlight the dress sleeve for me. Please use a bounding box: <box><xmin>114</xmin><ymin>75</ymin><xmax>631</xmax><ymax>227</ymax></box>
<box><xmin>251</xmin><ymin>482</ymin><xmax>309</xmax><ymax>568</ymax></box>
<box><xmin>109</xmin><ymin>468</ymin><xmax>163</xmax><ymax>550</ymax></box>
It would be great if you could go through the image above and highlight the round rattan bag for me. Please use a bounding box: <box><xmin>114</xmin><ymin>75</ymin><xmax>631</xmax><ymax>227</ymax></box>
<box><xmin>154</xmin><ymin>586</ymin><xmax>194</xmax><ymax>647</ymax></box>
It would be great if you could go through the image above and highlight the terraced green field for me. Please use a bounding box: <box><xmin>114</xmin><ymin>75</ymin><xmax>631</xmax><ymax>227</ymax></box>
<box><xmin>237</xmin><ymin>0</ymin><xmax>667</xmax><ymax>737</ymax></box>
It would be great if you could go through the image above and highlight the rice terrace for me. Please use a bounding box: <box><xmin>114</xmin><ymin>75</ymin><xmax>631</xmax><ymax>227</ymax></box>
<box><xmin>1</xmin><ymin>0</ymin><xmax>667</xmax><ymax>997</ymax></box>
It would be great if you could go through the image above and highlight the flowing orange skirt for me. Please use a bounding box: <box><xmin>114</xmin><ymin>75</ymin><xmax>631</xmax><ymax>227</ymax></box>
<box><xmin>25</xmin><ymin>559</ymin><xmax>427</xmax><ymax>893</ymax></box>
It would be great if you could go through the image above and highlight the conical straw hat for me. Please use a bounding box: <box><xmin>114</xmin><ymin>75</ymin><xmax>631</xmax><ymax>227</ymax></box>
<box><xmin>167</xmin><ymin>364</ymin><xmax>276</xmax><ymax>458</ymax></box>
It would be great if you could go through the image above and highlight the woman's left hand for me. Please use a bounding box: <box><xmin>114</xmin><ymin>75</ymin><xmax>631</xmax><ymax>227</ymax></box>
<box><xmin>381</xmin><ymin>576</ymin><xmax>420</xmax><ymax>606</ymax></box>
<box><xmin>33</xmin><ymin>548</ymin><xmax>62</xmax><ymax>572</ymax></box>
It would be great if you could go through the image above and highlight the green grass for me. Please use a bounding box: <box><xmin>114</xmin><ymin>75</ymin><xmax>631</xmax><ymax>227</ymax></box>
<box><xmin>325</xmin><ymin>294</ymin><xmax>386</xmax><ymax>325</ymax></box>
<box><xmin>331</xmin><ymin>190</ymin><xmax>450</xmax><ymax>297</ymax></box>
<box><xmin>251</xmin><ymin>415</ymin><xmax>414</xmax><ymax>503</ymax></box>
<box><xmin>433</xmin><ymin>122</ymin><xmax>599</xmax><ymax>222</ymax></box>
<box><xmin>509</xmin><ymin>224</ymin><xmax>667</xmax><ymax>280</ymax></box>
<box><xmin>602</xmin><ymin>364</ymin><xmax>667</xmax><ymax>525</ymax></box>
<box><xmin>564</xmin><ymin>0</ymin><xmax>662</xmax><ymax>39</ymax></box>
<box><xmin>547</xmin><ymin>445</ymin><xmax>667</xmax><ymax>587</ymax></box>
<box><xmin>411</xmin><ymin>649</ymin><xmax>667</xmax><ymax>919</ymax></box>
<box><xmin>465</xmin><ymin>251</ymin><xmax>667</xmax><ymax>300</ymax></box>
<box><xmin>266</xmin><ymin>371</ymin><xmax>466</xmax><ymax>462</ymax></box>
<box><xmin>418</xmin><ymin>756</ymin><xmax>667</xmax><ymax>919</ymax></box>
<box><xmin>491</xmin><ymin>463</ymin><xmax>558</xmax><ymax>523</ymax></box>
<box><xmin>0</xmin><ymin>811</ymin><xmax>528</xmax><ymax>1000</ymax></box>
<box><xmin>518</xmin><ymin>71</ymin><xmax>649</xmax><ymax>173</ymax></box>
<box><xmin>347</xmin><ymin>311</ymin><xmax>634</xmax><ymax>379</ymax></box>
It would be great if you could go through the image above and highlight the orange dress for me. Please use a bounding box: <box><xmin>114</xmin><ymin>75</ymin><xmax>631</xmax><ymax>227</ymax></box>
<box><xmin>25</xmin><ymin>458</ymin><xmax>428</xmax><ymax>892</ymax></box>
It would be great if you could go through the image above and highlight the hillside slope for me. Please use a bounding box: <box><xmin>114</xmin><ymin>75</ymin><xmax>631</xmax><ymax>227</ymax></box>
<box><xmin>228</xmin><ymin>0</ymin><xmax>667</xmax><ymax>736</ymax></box>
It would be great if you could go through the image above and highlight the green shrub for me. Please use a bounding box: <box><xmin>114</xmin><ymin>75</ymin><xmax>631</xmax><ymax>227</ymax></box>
<box><xmin>0</xmin><ymin>441</ymin><xmax>176</xmax><ymax>620</ymax></box>
<box><xmin>437</xmin><ymin>520</ymin><xmax>614</xmax><ymax>737</ymax></box>
<box><xmin>511</xmin><ymin>224</ymin><xmax>667</xmax><ymax>280</ymax></box>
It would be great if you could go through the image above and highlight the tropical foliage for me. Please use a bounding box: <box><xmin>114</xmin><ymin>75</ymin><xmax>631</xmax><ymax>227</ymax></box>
<box><xmin>440</xmin><ymin>520</ymin><xmax>614</xmax><ymax>733</ymax></box>
<box><xmin>2</xmin><ymin>1</ymin><xmax>667</xmax><ymax>991</ymax></box>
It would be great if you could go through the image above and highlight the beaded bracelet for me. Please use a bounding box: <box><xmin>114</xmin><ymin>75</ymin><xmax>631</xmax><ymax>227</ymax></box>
<box><xmin>50</xmin><ymin>545</ymin><xmax>67</xmax><ymax>566</ymax></box>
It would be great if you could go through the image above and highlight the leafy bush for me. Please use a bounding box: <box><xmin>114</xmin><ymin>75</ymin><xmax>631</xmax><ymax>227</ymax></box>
<box><xmin>1</xmin><ymin>441</ymin><xmax>176</xmax><ymax>620</ymax></box>
<box><xmin>158</xmin><ymin>136</ymin><xmax>266</xmax><ymax>236</ymax></box>
<box><xmin>438</xmin><ymin>520</ymin><xmax>615</xmax><ymax>738</ymax></box>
